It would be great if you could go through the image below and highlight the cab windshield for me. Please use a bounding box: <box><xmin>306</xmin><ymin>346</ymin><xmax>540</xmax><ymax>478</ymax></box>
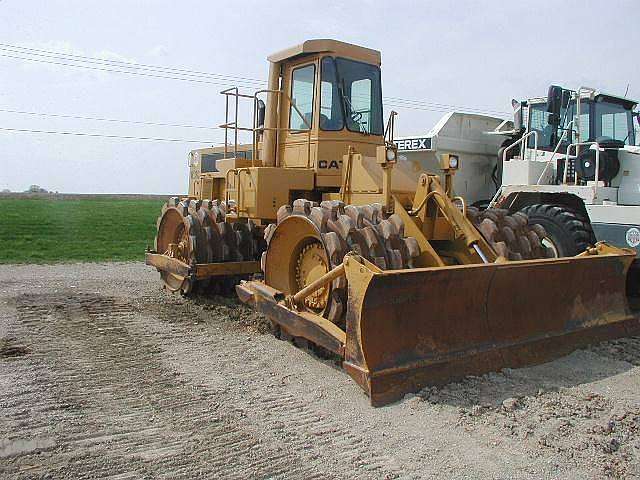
<box><xmin>527</xmin><ymin>98</ymin><xmax>637</xmax><ymax>149</ymax></box>
<box><xmin>320</xmin><ymin>57</ymin><xmax>383</xmax><ymax>135</ymax></box>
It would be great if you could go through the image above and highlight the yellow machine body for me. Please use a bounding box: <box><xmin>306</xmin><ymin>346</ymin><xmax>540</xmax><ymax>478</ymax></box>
<box><xmin>148</xmin><ymin>39</ymin><xmax>639</xmax><ymax>406</ymax></box>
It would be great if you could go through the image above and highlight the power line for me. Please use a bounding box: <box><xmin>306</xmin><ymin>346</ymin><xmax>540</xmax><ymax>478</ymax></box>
<box><xmin>0</xmin><ymin>126</ymin><xmax>222</xmax><ymax>144</ymax></box>
<box><xmin>385</xmin><ymin>97</ymin><xmax>509</xmax><ymax>116</ymax></box>
<box><xmin>0</xmin><ymin>43</ymin><xmax>265</xmax><ymax>86</ymax></box>
<box><xmin>0</xmin><ymin>42</ymin><xmax>509</xmax><ymax>117</ymax></box>
<box><xmin>0</xmin><ymin>52</ymin><xmax>262</xmax><ymax>90</ymax></box>
<box><xmin>385</xmin><ymin>99</ymin><xmax>508</xmax><ymax>117</ymax></box>
<box><xmin>0</xmin><ymin>107</ymin><xmax>218</xmax><ymax>130</ymax></box>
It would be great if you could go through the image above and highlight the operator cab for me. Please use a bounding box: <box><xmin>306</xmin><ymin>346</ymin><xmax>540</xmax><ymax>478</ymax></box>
<box><xmin>497</xmin><ymin>86</ymin><xmax>639</xmax><ymax>187</ymax></box>
<box><xmin>523</xmin><ymin>89</ymin><xmax>638</xmax><ymax>151</ymax></box>
<box><xmin>268</xmin><ymin>39</ymin><xmax>385</xmax><ymax>186</ymax></box>
<box><xmin>287</xmin><ymin>56</ymin><xmax>383</xmax><ymax>135</ymax></box>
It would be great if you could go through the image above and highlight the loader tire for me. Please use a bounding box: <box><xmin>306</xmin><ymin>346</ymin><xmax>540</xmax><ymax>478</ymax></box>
<box><xmin>263</xmin><ymin>199</ymin><xmax>419</xmax><ymax>326</ymax></box>
<box><xmin>628</xmin><ymin>261</ymin><xmax>639</xmax><ymax>313</ymax></box>
<box><xmin>520</xmin><ymin>204</ymin><xmax>595</xmax><ymax>257</ymax></box>
<box><xmin>467</xmin><ymin>206</ymin><xmax>553</xmax><ymax>260</ymax></box>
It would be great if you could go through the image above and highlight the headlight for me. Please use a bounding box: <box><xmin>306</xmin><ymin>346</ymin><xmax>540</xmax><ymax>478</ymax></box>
<box><xmin>449</xmin><ymin>155</ymin><xmax>459</xmax><ymax>169</ymax></box>
<box><xmin>386</xmin><ymin>148</ymin><xmax>397</xmax><ymax>162</ymax></box>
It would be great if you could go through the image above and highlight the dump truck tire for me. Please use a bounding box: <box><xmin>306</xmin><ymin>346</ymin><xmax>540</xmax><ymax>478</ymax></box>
<box><xmin>467</xmin><ymin>207</ymin><xmax>553</xmax><ymax>260</ymax></box>
<box><xmin>521</xmin><ymin>204</ymin><xmax>595</xmax><ymax>257</ymax></box>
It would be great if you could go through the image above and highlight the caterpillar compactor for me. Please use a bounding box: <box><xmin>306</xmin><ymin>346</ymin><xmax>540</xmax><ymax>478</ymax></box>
<box><xmin>146</xmin><ymin>40</ymin><xmax>639</xmax><ymax>406</ymax></box>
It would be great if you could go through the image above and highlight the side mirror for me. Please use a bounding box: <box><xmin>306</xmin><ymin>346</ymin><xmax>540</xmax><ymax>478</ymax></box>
<box><xmin>257</xmin><ymin>99</ymin><xmax>266</xmax><ymax>129</ymax></box>
<box><xmin>546</xmin><ymin>85</ymin><xmax>563</xmax><ymax>116</ymax></box>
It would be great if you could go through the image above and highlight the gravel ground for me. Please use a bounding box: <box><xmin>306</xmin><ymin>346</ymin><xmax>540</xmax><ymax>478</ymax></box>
<box><xmin>0</xmin><ymin>262</ymin><xmax>639</xmax><ymax>479</ymax></box>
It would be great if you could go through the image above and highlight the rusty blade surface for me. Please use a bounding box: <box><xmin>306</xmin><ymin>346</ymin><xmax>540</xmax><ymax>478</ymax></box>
<box><xmin>343</xmin><ymin>253</ymin><xmax>639</xmax><ymax>407</ymax></box>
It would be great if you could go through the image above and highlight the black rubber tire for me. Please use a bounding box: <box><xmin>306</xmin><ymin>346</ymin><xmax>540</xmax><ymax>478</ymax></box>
<box><xmin>628</xmin><ymin>260</ymin><xmax>639</xmax><ymax>313</ymax></box>
<box><xmin>520</xmin><ymin>204</ymin><xmax>595</xmax><ymax>257</ymax></box>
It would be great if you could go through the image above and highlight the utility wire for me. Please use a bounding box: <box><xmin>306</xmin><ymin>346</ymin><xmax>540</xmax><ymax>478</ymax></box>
<box><xmin>0</xmin><ymin>43</ymin><xmax>510</xmax><ymax>117</ymax></box>
<box><xmin>0</xmin><ymin>52</ymin><xmax>262</xmax><ymax>90</ymax></box>
<box><xmin>0</xmin><ymin>126</ymin><xmax>222</xmax><ymax>144</ymax></box>
<box><xmin>0</xmin><ymin>43</ymin><xmax>265</xmax><ymax>86</ymax></box>
<box><xmin>385</xmin><ymin>97</ymin><xmax>509</xmax><ymax>116</ymax></box>
<box><xmin>0</xmin><ymin>107</ymin><xmax>218</xmax><ymax>130</ymax></box>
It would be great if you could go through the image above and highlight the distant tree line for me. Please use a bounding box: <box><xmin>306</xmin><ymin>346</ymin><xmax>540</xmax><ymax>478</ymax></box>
<box><xmin>0</xmin><ymin>185</ymin><xmax>59</xmax><ymax>193</ymax></box>
<box><xmin>26</xmin><ymin>185</ymin><xmax>51</xmax><ymax>193</ymax></box>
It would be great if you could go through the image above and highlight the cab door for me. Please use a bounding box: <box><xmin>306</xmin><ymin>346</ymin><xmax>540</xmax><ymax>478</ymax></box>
<box><xmin>278</xmin><ymin>58</ymin><xmax>319</xmax><ymax>168</ymax></box>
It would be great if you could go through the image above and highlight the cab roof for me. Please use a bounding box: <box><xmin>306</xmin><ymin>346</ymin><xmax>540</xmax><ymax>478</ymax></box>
<box><xmin>267</xmin><ymin>39</ymin><xmax>381</xmax><ymax>66</ymax></box>
<box><xmin>527</xmin><ymin>89</ymin><xmax>638</xmax><ymax>109</ymax></box>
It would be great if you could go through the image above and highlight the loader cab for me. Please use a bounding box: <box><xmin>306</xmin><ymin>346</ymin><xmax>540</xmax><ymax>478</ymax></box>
<box><xmin>266</xmin><ymin>40</ymin><xmax>385</xmax><ymax>189</ymax></box>
<box><xmin>524</xmin><ymin>90</ymin><xmax>637</xmax><ymax>151</ymax></box>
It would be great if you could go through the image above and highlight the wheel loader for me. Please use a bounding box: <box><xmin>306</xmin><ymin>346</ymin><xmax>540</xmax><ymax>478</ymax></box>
<box><xmin>146</xmin><ymin>39</ymin><xmax>639</xmax><ymax>406</ymax></box>
<box><xmin>395</xmin><ymin>87</ymin><xmax>639</xmax><ymax>311</ymax></box>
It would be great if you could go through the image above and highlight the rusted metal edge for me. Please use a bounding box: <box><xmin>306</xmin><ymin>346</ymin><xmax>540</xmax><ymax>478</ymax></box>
<box><xmin>236</xmin><ymin>281</ymin><xmax>346</xmax><ymax>356</ymax></box>
<box><xmin>350</xmin><ymin>315</ymin><xmax>640</xmax><ymax>407</ymax></box>
<box><xmin>145</xmin><ymin>252</ymin><xmax>260</xmax><ymax>280</ymax></box>
<box><xmin>145</xmin><ymin>252</ymin><xmax>190</xmax><ymax>277</ymax></box>
<box><xmin>194</xmin><ymin>260</ymin><xmax>260</xmax><ymax>279</ymax></box>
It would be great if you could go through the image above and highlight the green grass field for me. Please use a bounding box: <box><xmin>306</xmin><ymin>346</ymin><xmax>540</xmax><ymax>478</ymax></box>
<box><xmin>0</xmin><ymin>198</ymin><xmax>165</xmax><ymax>263</ymax></box>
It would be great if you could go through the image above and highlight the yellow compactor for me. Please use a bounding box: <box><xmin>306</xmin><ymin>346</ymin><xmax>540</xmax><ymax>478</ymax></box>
<box><xmin>146</xmin><ymin>39</ymin><xmax>639</xmax><ymax>406</ymax></box>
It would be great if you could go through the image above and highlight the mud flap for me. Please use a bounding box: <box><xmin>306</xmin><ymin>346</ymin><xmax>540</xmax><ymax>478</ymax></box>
<box><xmin>342</xmin><ymin>252</ymin><xmax>640</xmax><ymax>407</ymax></box>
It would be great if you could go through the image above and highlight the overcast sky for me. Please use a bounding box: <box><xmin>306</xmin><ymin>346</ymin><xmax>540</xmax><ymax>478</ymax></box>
<box><xmin>1</xmin><ymin>0</ymin><xmax>638</xmax><ymax>193</ymax></box>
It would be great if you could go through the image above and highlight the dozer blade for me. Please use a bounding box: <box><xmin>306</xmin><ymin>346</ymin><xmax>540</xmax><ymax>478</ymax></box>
<box><xmin>343</xmin><ymin>250</ymin><xmax>639</xmax><ymax>406</ymax></box>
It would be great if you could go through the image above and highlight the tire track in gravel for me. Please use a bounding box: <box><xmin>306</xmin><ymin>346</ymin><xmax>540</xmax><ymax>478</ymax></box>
<box><xmin>1</xmin><ymin>292</ymin><xmax>347</xmax><ymax>479</ymax></box>
<box><xmin>128</xmin><ymin>295</ymin><xmax>409</xmax><ymax>479</ymax></box>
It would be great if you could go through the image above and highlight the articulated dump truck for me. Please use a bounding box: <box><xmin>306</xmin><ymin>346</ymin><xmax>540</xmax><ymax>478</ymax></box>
<box><xmin>146</xmin><ymin>39</ymin><xmax>639</xmax><ymax>406</ymax></box>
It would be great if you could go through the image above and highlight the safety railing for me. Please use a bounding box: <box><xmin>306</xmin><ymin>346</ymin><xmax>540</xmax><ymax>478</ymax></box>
<box><xmin>219</xmin><ymin>86</ymin><xmax>313</xmax><ymax>211</ymax></box>
<box><xmin>502</xmin><ymin>130</ymin><xmax>538</xmax><ymax>163</ymax></box>
<box><xmin>219</xmin><ymin>87</ymin><xmax>312</xmax><ymax>168</ymax></box>
<box><xmin>563</xmin><ymin>141</ymin><xmax>601</xmax><ymax>185</ymax></box>
<box><xmin>535</xmin><ymin>120</ymin><xmax>575</xmax><ymax>185</ymax></box>
<box><xmin>224</xmin><ymin>167</ymin><xmax>254</xmax><ymax>213</ymax></box>
<box><xmin>220</xmin><ymin>87</ymin><xmax>251</xmax><ymax>161</ymax></box>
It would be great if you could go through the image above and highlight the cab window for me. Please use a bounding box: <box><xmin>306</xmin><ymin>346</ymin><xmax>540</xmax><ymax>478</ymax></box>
<box><xmin>335</xmin><ymin>58</ymin><xmax>383</xmax><ymax>135</ymax></box>
<box><xmin>320</xmin><ymin>57</ymin><xmax>344</xmax><ymax>131</ymax></box>
<box><xmin>527</xmin><ymin>101</ymin><xmax>589</xmax><ymax>149</ymax></box>
<box><xmin>595</xmin><ymin>101</ymin><xmax>634</xmax><ymax>144</ymax></box>
<box><xmin>201</xmin><ymin>153</ymin><xmax>222</xmax><ymax>172</ymax></box>
<box><xmin>289</xmin><ymin>64</ymin><xmax>315</xmax><ymax>131</ymax></box>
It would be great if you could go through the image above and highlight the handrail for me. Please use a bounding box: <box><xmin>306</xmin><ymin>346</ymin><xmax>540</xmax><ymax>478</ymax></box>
<box><xmin>224</xmin><ymin>167</ymin><xmax>252</xmax><ymax>212</ymax></box>
<box><xmin>574</xmin><ymin>87</ymin><xmax>596</xmax><ymax>155</ymax></box>
<box><xmin>503</xmin><ymin>130</ymin><xmax>538</xmax><ymax>163</ymax></box>
<box><xmin>224</xmin><ymin>168</ymin><xmax>238</xmax><ymax>207</ymax></box>
<box><xmin>564</xmin><ymin>141</ymin><xmax>601</xmax><ymax>185</ymax></box>
<box><xmin>221</xmin><ymin>87</ymin><xmax>240</xmax><ymax>159</ymax></box>
<box><xmin>220</xmin><ymin>86</ymin><xmax>313</xmax><ymax>168</ymax></box>
<box><xmin>535</xmin><ymin>120</ymin><xmax>575</xmax><ymax>185</ymax></box>
<box><xmin>488</xmin><ymin>185</ymin><xmax>503</xmax><ymax>209</ymax></box>
<box><xmin>384</xmin><ymin>110</ymin><xmax>398</xmax><ymax>145</ymax></box>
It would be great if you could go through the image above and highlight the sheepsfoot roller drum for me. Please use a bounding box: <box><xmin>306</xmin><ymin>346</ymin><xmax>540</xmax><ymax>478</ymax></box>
<box><xmin>237</xmin><ymin>240</ymin><xmax>640</xmax><ymax>406</ymax></box>
<box><xmin>146</xmin><ymin>197</ymin><xmax>263</xmax><ymax>295</ymax></box>
<box><xmin>259</xmin><ymin>199</ymin><xmax>420</xmax><ymax>325</ymax></box>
